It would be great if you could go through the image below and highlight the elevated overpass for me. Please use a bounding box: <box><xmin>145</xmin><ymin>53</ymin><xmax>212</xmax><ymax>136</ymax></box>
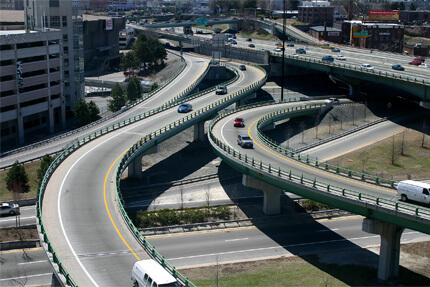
<box><xmin>207</xmin><ymin>100</ymin><xmax>430</xmax><ymax>280</ymax></box>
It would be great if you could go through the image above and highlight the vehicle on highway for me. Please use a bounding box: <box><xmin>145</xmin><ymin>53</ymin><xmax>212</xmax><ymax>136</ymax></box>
<box><xmin>275</xmin><ymin>42</ymin><xmax>282</xmax><ymax>46</ymax></box>
<box><xmin>0</xmin><ymin>203</ymin><xmax>20</xmax><ymax>216</ymax></box>
<box><xmin>231</xmin><ymin>40</ymin><xmax>237</xmax><ymax>44</ymax></box>
<box><xmin>419</xmin><ymin>63</ymin><xmax>429</xmax><ymax>68</ymax></box>
<box><xmin>131</xmin><ymin>259</ymin><xmax>180</xmax><ymax>287</ymax></box>
<box><xmin>215</xmin><ymin>85</ymin><xmax>228</xmax><ymax>95</ymax></box>
<box><xmin>296</xmin><ymin>48</ymin><xmax>306</xmax><ymax>54</ymax></box>
<box><xmin>397</xmin><ymin>180</ymin><xmax>430</xmax><ymax>205</ymax></box>
<box><xmin>415</xmin><ymin>56</ymin><xmax>425</xmax><ymax>63</ymax></box>
<box><xmin>237</xmin><ymin>134</ymin><xmax>253</xmax><ymax>148</ymax></box>
<box><xmin>233</xmin><ymin>117</ymin><xmax>245</xmax><ymax>127</ymax></box>
<box><xmin>409</xmin><ymin>60</ymin><xmax>422</xmax><ymax>66</ymax></box>
<box><xmin>392</xmin><ymin>64</ymin><xmax>405</xmax><ymax>71</ymax></box>
<box><xmin>287</xmin><ymin>43</ymin><xmax>295</xmax><ymax>47</ymax></box>
<box><xmin>239</xmin><ymin>65</ymin><xmax>246</xmax><ymax>71</ymax></box>
<box><xmin>361</xmin><ymin>63</ymin><xmax>374</xmax><ymax>70</ymax></box>
<box><xmin>273</xmin><ymin>48</ymin><xmax>282</xmax><ymax>52</ymax></box>
<box><xmin>177</xmin><ymin>103</ymin><xmax>192</xmax><ymax>113</ymax></box>
<box><xmin>248</xmin><ymin>43</ymin><xmax>255</xmax><ymax>48</ymax></box>
<box><xmin>246</xmin><ymin>38</ymin><xmax>252</xmax><ymax>41</ymax></box>
<box><xmin>336</xmin><ymin>55</ymin><xmax>346</xmax><ymax>60</ymax></box>
<box><xmin>331</xmin><ymin>48</ymin><xmax>341</xmax><ymax>52</ymax></box>
<box><xmin>325</xmin><ymin>97</ymin><xmax>340</xmax><ymax>104</ymax></box>
<box><xmin>302</xmin><ymin>46</ymin><xmax>309</xmax><ymax>50</ymax></box>
<box><xmin>322</xmin><ymin>55</ymin><xmax>334</xmax><ymax>62</ymax></box>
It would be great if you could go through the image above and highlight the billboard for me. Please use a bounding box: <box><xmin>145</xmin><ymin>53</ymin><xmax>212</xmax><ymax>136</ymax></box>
<box><xmin>105</xmin><ymin>19</ymin><xmax>113</xmax><ymax>30</ymax></box>
<box><xmin>368</xmin><ymin>10</ymin><xmax>399</xmax><ymax>21</ymax></box>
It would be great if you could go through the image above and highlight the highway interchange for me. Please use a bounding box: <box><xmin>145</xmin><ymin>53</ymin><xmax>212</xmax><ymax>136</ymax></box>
<box><xmin>1</xmin><ymin>28</ymin><xmax>430</xmax><ymax>286</ymax></box>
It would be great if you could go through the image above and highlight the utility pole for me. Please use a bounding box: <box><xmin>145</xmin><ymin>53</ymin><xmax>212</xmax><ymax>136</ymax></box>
<box><xmin>281</xmin><ymin>0</ymin><xmax>287</xmax><ymax>101</ymax></box>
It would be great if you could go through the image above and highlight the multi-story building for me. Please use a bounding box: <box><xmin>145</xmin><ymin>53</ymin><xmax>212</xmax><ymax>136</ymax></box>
<box><xmin>356</xmin><ymin>23</ymin><xmax>405</xmax><ymax>52</ymax></box>
<box><xmin>25</xmin><ymin>0</ymin><xmax>85</xmax><ymax>116</ymax></box>
<box><xmin>0</xmin><ymin>0</ymin><xmax>24</xmax><ymax>10</ymax></box>
<box><xmin>298</xmin><ymin>1</ymin><xmax>335</xmax><ymax>26</ymax></box>
<box><xmin>0</xmin><ymin>28</ymin><xmax>65</xmax><ymax>149</ymax></box>
<box><xmin>399</xmin><ymin>10</ymin><xmax>430</xmax><ymax>24</ymax></box>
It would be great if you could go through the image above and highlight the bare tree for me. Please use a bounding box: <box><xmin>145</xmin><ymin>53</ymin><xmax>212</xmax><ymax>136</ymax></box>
<box><xmin>314</xmin><ymin>115</ymin><xmax>320</xmax><ymax>139</ymax></box>
<box><xmin>391</xmin><ymin>135</ymin><xmax>396</xmax><ymax>165</ymax></box>
<box><xmin>400</xmin><ymin>131</ymin><xmax>406</xmax><ymax>155</ymax></box>
<box><xmin>300</xmin><ymin>122</ymin><xmax>306</xmax><ymax>143</ymax></box>
<box><xmin>231</xmin><ymin>185</ymin><xmax>239</xmax><ymax>219</ymax></box>
<box><xmin>204</xmin><ymin>185</ymin><xmax>212</xmax><ymax>212</ymax></box>
<box><xmin>422</xmin><ymin>120</ymin><xmax>428</xmax><ymax>148</ymax></box>
<box><xmin>177</xmin><ymin>186</ymin><xmax>185</xmax><ymax>210</ymax></box>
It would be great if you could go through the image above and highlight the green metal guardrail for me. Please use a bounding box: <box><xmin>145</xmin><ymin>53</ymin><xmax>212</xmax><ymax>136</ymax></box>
<box><xmin>269</xmin><ymin>52</ymin><xmax>430</xmax><ymax>85</ymax></box>
<box><xmin>253</xmin><ymin>105</ymin><xmax>398</xmax><ymax>189</ymax></box>
<box><xmin>207</xmin><ymin>102</ymin><xmax>430</xmax><ymax>234</ymax></box>
<box><xmin>113</xmin><ymin>63</ymin><xmax>268</xmax><ymax>285</ymax></box>
<box><xmin>35</xmin><ymin>63</ymin><xmax>253</xmax><ymax>286</ymax></box>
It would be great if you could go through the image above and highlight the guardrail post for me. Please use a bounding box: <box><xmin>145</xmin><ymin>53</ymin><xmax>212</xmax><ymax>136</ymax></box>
<box><xmin>300</xmin><ymin>174</ymin><xmax>303</xmax><ymax>184</ymax></box>
<box><xmin>289</xmin><ymin>170</ymin><xmax>292</xmax><ymax>180</ymax></box>
<box><xmin>336</xmin><ymin>164</ymin><xmax>340</xmax><ymax>173</ymax></box>
<box><xmin>313</xmin><ymin>178</ymin><xmax>316</xmax><ymax>187</ymax></box>
<box><xmin>306</xmin><ymin>154</ymin><xmax>309</xmax><ymax>164</ymax></box>
<box><xmin>348</xmin><ymin>169</ymin><xmax>352</xmax><ymax>177</ymax></box>
<box><xmin>327</xmin><ymin>185</ymin><xmax>330</xmax><ymax>192</ymax></box>
<box><xmin>260</xmin><ymin>160</ymin><xmax>262</xmax><ymax>169</ymax></box>
<box><xmin>361</xmin><ymin>173</ymin><xmax>365</xmax><ymax>180</ymax></box>
<box><xmin>278</xmin><ymin>167</ymin><xmax>281</xmax><ymax>176</ymax></box>
<box><xmin>376</xmin><ymin>177</ymin><xmax>380</xmax><ymax>185</ymax></box>
<box><xmin>268</xmin><ymin>164</ymin><xmax>271</xmax><ymax>173</ymax></box>
<box><xmin>315</xmin><ymin>159</ymin><xmax>319</xmax><ymax>167</ymax></box>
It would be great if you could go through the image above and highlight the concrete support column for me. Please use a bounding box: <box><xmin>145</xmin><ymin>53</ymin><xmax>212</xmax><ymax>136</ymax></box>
<box><xmin>193</xmin><ymin>121</ymin><xmax>205</xmax><ymax>142</ymax></box>
<box><xmin>349</xmin><ymin>83</ymin><xmax>361</xmax><ymax>97</ymax></box>
<box><xmin>236</xmin><ymin>92</ymin><xmax>256</xmax><ymax>108</ymax></box>
<box><xmin>61</xmin><ymin>102</ymin><xmax>66</xmax><ymax>129</ymax></box>
<box><xmin>51</xmin><ymin>273</ymin><xmax>62</xmax><ymax>287</ymax></box>
<box><xmin>48</xmin><ymin>102</ymin><xmax>54</xmax><ymax>134</ymax></box>
<box><xmin>127</xmin><ymin>145</ymin><xmax>160</xmax><ymax>180</ymax></box>
<box><xmin>17</xmin><ymin>109</ymin><xmax>24</xmax><ymax>145</ymax></box>
<box><xmin>419</xmin><ymin>101</ymin><xmax>430</xmax><ymax>109</ymax></box>
<box><xmin>362</xmin><ymin>218</ymin><xmax>405</xmax><ymax>281</ymax></box>
<box><xmin>242</xmin><ymin>174</ymin><xmax>282</xmax><ymax>214</ymax></box>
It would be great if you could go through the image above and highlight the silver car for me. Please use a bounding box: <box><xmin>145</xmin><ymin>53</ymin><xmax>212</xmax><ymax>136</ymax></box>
<box><xmin>0</xmin><ymin>203</ymin><xmax>20</xmax><ymax>216</ymax></box>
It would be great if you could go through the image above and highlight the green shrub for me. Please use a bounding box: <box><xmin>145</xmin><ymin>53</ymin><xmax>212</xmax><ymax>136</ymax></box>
<box><xmin>301</xmin><ymin>199</ymin><xmax>331</xmax><ymax>212</ymax></box>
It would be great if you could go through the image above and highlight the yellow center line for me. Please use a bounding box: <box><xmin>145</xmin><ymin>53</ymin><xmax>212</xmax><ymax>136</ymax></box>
<box><xmin>246</xmin><ymin>117</ymin><xmax>395</xmax><ymax>194</ymax></box>
<box><xmin>104</xmin><ymin>149</ymin><xmax>141</xmax><ymax>260</ymax></box>
<box><xmin>0</xmin><ymin>247</ymin><xmax>43</xmax><ymax>255</ymax></box>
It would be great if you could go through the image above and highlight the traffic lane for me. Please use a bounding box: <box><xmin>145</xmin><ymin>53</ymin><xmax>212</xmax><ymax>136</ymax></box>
<box><xmin>212</xmin><ymin>102</ymin><xmax>398</xmax><ymax>199</ymax></box>
<box><xmin>41</xmin><ymin>63</ymin><xmax>260</xmax><ymax>286</ymax></box>
<box><xmin>0</xmin><ymin>248</ymin><xmax>52</xmax><ymax>286</ymax></box>
<box><xmin>0</xmin><ymin>54</ymin><xmax>210</xmax><ymax>169</ymax></box>
<box><xmin>147</xmin><ymin>216</ymin><xmax>430</xmax><ymax>268</ymax></box>
<box><xmin>305</xmin><ymin>120</ymin><xmax>406</xmax><ymax>161</ymax></box>
<box><xmin>0</xmin><ymin>205</ymin><xmax>36</xmax><ymax>228</ymax></box>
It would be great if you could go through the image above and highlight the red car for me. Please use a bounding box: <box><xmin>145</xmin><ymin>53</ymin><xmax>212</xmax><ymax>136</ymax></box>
<box><xmin>234</xmin><ymin>117</ymin><xmax>245</xmax><ymax>127</ymax></box>
<box><xmin>409</xmin><ymin>60</ymin><xmax>422</xmax><ymax>66</ymax></box>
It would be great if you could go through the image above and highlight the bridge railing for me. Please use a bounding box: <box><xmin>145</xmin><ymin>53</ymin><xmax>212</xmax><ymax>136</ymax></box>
<box><xmin>1</xmin><ymin>52</ymin><xmax>188</xmax><ymax>159</ymax></box>
<box><xmin>114</xmin><ymin>63</ymin><xmax>268</xmax><ymax>286</ymax></box>
<box><xmin>35</xmin><ymin>63</ymin><xmax>265</xmax><ymax>286</ymax></box>
<box><xmin>269</xmin><ymin>52</ymin><xmax>430</xmax><ymax>84</ymax></box>
<box><xmin>207</xmin><ymin>103</ymin><xmax>430</xmax><ymax>230</ymax></box>
<box><xmin>254</xmin><ymin>105</ymin><xmax>397</xmax><ymax>189</ymax></box>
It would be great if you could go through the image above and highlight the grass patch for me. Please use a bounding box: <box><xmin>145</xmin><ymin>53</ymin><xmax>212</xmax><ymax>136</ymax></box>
<box><xmin>0</xmin><ymin>160</ymin><xmax>40</xmax><ymax>201</ymax></box>
<box><xmin>240</xmin><ymin>28</ymin><xmax>275</xmax><ymax>41</ymax></box>
<box><xmin>273</xmin><ymin>18</ymin><xmax>308</xmax><ymax>26</ymax></box>
<box><xmin>327</xmin><ymin>129</ymin><xmax>430</xmax><ymax>181</ymax></box>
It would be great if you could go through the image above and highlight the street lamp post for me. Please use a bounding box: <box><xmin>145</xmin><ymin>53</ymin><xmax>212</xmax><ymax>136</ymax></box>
<box><xmin>281</xmin><ymin>0</ymin><xmax>287</xmax><ymax>101</ymax></box>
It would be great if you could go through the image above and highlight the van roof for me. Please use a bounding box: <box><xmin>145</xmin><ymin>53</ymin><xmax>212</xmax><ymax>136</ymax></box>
<box><xmin>398</xmin><ymin>180</ymin><xmax>430</xmax><ymax>188</ymax></box>
<box><xmin>134</xmin><ymin>259</ymin><xmax>177</xmax><ymax>284</ymax></box>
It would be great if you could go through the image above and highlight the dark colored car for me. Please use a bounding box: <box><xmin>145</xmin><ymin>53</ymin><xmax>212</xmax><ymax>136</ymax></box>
<box><xmin>331</xmin><ymin>48</ymin><xmax>341</xmax><ymax>52</ymax></box>
<box><xmin>287</xmin><ymin>43</ymin><xmax>294</xmax><ymax>47</ymax></box>
<box><xmin>234</xmin><ymin>117</ymin><xmax>245</xmax><ymax>127</ymax></box>
<box><xmin>231</xmin><ymin>40</ymin><xmax>237</xmax><ymax>44</ymax></box>
<box><xmin>248</xmin><ymin>44</ymin><xmax>255</xmax><ymax>48</ymax></box>
<box><xmin>392</xmin><ymin>64</ymin><xmax>405</xmax><ymax>71</ymax></box>
<box><xmin>246</xmin><ymin>38</ymin><xmax>252</xmax><ymax>41</ymax></box>
<box><xmin>415</xmin><ymin>56</ymin><xmax>425</xmax><ymax>63</ymax></box>
<box><xmin>177</xmin><ymin>103</ymin><xmax>192</xmax><ymax>113</ymax></box>
<box><xmin>237</xmin><ymin>134</ymin><xmax>253</xmax><ymax>148</ymax></box>
<box><xmin>239</xmin><ymin>65</ymin><xmax>246</xmax><ymax>71</ymax></box>
<box><xmin>296</xmin><ymin>48</ymin><xmax>306</xmax><ymax>54</ymax></box>
<box><xmin>322</xmin><ymin>55</ymin><xmax>334</xmax><ymax>62</ymax></box>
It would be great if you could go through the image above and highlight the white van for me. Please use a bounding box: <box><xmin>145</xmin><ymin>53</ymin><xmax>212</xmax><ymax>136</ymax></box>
<box><xmin>397</xmin><ymin>180</ymin><xmax>430</xmax><ymax>205</ymax></box>
<box><xmin>131</xmin><ymin>259</ymin><xmax>180</xmax><ymax>287</ymax></box>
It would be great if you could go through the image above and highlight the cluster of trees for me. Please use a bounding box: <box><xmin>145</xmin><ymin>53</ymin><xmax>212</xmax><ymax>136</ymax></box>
<box><xmin>5</xmin><ymin>155</ymin><xmax>53</xmax><ymax>196</ymax></box>
<box><xmin>122</xmin><ymin>34</ymin><xmax>167</xmax><ymax>75</ymax></box>
<box><xmin>107</xmin><ymin>78</ymin><xmax>144</xmax><ymax>112</ymax></box>
<box><xmin>73</xmin><ymin>99</ymin><xmax>101</xmax><ymax>128</ymax></box>
<box><xmin>135</xmin><ymin>206</ymin><xmax>231</xmax><ymax>228</ymax></box>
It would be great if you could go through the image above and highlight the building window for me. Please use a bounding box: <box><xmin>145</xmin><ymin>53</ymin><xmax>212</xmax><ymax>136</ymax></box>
<box><xmin>63</xmin><ymin>46</ymin><xmax>68</xmax><ymax>54</ymax></box>
<box><xmin>62</xmin><ymin>16</ymin><xmax>67</xmax><ymax>26</ymax></box>
<box><xmin>44</xmin><ymin>16</ymin><xmax>48</xmax><ymax>28</ymax></box>
<box><xmin>49</xmin><ymin>0</ymin><xmax>59</xmax><ymax>7</ymax></box>
<box><xmin>50</xmin><ymin>16</ymin><xmax>60</xmax><ymax>27</ymax></box>
<box><xmin>63</xmin><ymin>34</ymin><xmax>68</xmax><ymax>42</ymax></box>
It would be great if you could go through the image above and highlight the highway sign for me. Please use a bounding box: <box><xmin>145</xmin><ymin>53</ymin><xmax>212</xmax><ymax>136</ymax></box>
<box><xmin>196</xmin><ymin>18</ymin><xmax>208</xmax><ymax>26</ymax></box>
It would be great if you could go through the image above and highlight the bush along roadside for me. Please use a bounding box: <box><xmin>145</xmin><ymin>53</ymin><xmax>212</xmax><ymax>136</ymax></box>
<box><xmin>135</xmin><ymin>206</ymin><xmax>231</xmax><ymax>228</ymax></box>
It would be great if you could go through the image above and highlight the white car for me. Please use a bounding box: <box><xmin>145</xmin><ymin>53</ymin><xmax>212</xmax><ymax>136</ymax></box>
<box><xmin>419</xmin><ymin>63</ymin><xmax>429</xmax><ymax>68</ymax></box>
<box><xmin>0</xmin><ymin>203</ymin><xmax>20</xmax><ymax>216</ymax></box>
<box><xmin>361</xmin><ymin>63</ymin><xmax>374</xmax><ymax>70</ymax></box>
<box><xmin>336</xmin><ymin>55</ymin><xmax>346</xmax><ymax>60</ymax></box>
<box><xmin>273</xmin><ymin>48</ymin><xmax>281</xmax><ymax>52</ymax></box>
